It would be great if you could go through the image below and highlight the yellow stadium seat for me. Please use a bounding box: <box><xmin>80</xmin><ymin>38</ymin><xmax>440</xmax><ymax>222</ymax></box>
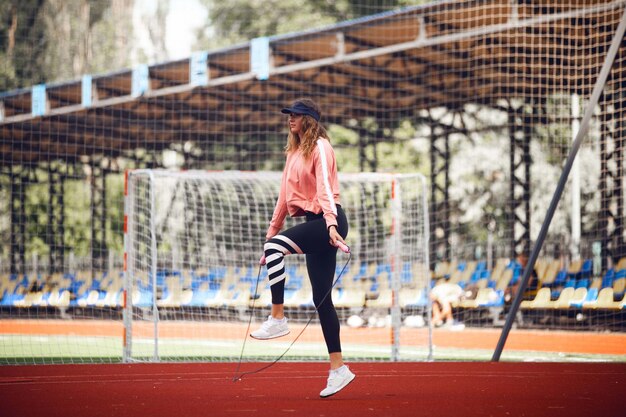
<box><xmin>615</xmin><ymin>257</ymin><xmax>626</xmax><ymax>271</ymax></box>
<box><xmin>552</xmin><ymin>287</ymin><xmax>578</xmax><ymax>309</ymax></box>
<box><xmin>567</xmin><ymin>259</ymin><xmax>583</xmax><ymax>275</ymax></box>
<box><xmin>583</xmin><ymin>288</ymin><xmax>620</xmax><ymax>310</ymax></box>
<box><xmin>490</xmin><ymin>258</ymin><xmax>510</xmax><ymax>283</ymax></box>
<box><xmin>567</xmin><ymin>287</ymin><xmax>588</xmax><ymax>308</ymax></box>
<box><xmin>459</xmin><ymin>288</ymin><xmax>496</xmax><ymax>308</ymax></box>
<box><xmin>399</xmin><ymin>288</ymin><xmax>425</xmax><ymax>308</ymax></box>
<box><xmin>495</xmin><ymin>269</ymin><xmax>513</xmax><ymax>291</ymax></box>
<box><xmin>589</xmin><ymin>278</ymin><xmax>602</xmax><ymax>290</ymax></box>
<box><xmin>224</xmin><ymin>284</ymin><xmax>251</xmax><ymax>308</ymax></box>
<box><xmin>613</xmin><ymin>278</ymin><xmax>626</xmax><ymax>295</ymax></box>
<box><xmin>332</xmin><ymin>288</ymin><xmax>366</xmax><ymax>308</ymax></box>
<box><xmin>77</xmin><ymin>290</ymin><xmax>100</xmax><ymax>306</ymax></box>
<box><xmin>284</xmin><ymin>288</ymin><xmax>312</xmax><ymax>308</ymax></box>
<box><xmin>249</xmin><ymin>288</ymin><xmax>272</xmax><ymax>308</ymax></box>
<box><xmin>365</xmin><ymin>289</ymin><xmax>392</xmax><ymax>308</ymax></box>
<box><xmin>540</xmin><ymin>260</ymin><xmax>561</xmax><ymax>286</ymax></box>
<box><xmin>520</xmin><ymin>287</ymin><xmax>552</xmax><ymax>309</ymax></box>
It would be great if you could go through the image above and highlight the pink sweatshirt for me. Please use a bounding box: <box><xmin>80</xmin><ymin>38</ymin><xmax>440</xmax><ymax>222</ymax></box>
<box><xmin>266</xmin><ymin>138</ymin><xmax>341</xmax><ymax>239</ymax></box>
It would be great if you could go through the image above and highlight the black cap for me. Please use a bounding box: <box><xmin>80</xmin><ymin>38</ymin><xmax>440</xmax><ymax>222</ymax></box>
<box><xmin>281</xmin><ymin>101</ymin><xmax>320</xmax><ymax>121</ymax></box>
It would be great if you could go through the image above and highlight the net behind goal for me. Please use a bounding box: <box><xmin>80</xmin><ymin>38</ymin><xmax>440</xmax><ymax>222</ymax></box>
<box><xmin>123</xmin><ymin>170</ymin><xmax>430</xmax><ymax>362</ymax></box>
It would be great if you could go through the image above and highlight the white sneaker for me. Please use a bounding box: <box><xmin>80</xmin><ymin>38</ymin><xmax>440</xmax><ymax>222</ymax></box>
<box><xmin>320</xmin><ymin>365</ymin><xmax>356</xmax><ymax>398</ymax></box>
<box><xmin>250</xmin><ymin>315</ymin><xmax>289</xmax><ymax>340</ymax></box>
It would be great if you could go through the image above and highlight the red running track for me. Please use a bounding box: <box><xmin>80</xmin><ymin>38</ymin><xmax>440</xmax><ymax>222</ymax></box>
<box><xmin>0</xmin><ymin>362</ymin><xmax>624</xmax><ymax>417</ymax></box>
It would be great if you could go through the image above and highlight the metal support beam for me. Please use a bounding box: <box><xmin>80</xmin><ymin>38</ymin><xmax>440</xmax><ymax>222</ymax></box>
<box><xmin>47</xmin><ymin>162</ymin><xmax>66</xmax><ymax>274</ymax></box>
<box><xmin>508</xmin><ymin>102</ymin><xmax>532</xmax><ymax>258</ymax></box>
<box><xmin>430</xmin><ymin>128</ymin><xmax>450</xmax><ymax>268</ymax></box>
<box><xmin>90</xmin><ymin>158</ymin><xmax>108</xmax><ymax>278</ymax></box>
<box><xmin>9</xmin><ymin>165</ymin><xmax>31</xmax><ymax>275</ymax></box>
<box><xmin>599</xmin><ymin>97</ymin><xmax>626</xmax><ymax>270</ymax></box>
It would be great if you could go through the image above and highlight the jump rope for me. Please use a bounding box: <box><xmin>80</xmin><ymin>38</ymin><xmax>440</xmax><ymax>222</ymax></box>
<box><xmin>233</xmin><ymin>241</ymin><xmax>351</xmax><ymax>382</ymax></box>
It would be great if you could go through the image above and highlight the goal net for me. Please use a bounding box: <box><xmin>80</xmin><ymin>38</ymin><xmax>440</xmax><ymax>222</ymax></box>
<box><xmin>123</xmin><ymin>170</ymin><xmax>430</xmax><ymax>362</ymax></box>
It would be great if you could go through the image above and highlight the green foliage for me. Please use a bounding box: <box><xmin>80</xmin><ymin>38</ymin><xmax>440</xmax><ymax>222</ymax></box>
<box><xmin>0</xmin><ymin>0</ymin><xmax>132</xmax><ymax>91</ymax></box>
<box><xmin>195</xmin><ymin>0</ymin><xmax>429</xmax><ymax>50</ymax></box>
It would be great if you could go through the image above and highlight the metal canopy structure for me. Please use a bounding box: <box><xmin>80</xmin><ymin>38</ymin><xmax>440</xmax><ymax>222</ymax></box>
<box><xmin>1</xmin><ymin>0</ymin><xmax>625</xmax><ymax>273</ymax></box>
<box><xmin>2</xmin><ymin>0</ymin><xmax>623</xmax><ymax>163</ymax></box>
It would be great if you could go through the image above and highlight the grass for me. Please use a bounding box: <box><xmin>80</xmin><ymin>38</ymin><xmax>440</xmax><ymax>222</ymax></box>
<box><xmin>1</xmin><ymin>334</ymin><xmax>624</xmax><ymax>365</ymax></box>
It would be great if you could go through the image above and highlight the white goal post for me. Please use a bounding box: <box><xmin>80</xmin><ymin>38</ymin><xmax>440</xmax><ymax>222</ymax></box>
<box><xmin>123</xmin><ymin>169</ymin><xmax>430</xmax><ymax>362</ymax></box>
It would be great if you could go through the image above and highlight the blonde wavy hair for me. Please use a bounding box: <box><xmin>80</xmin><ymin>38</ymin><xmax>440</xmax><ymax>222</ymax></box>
<box><xmin>284</xmin><ymin>98</ymin><xmax>330</xmax><ymax>159</ymax></box>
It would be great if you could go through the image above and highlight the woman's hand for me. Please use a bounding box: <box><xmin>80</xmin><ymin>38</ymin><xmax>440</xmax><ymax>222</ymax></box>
<box><xmin>328</xmin><ymin>225</ymin><xmax>348</xmax><ymax>252</ymax></box>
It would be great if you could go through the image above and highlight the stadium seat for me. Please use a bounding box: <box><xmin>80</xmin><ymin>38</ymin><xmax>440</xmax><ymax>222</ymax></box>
<box><xmin>495</xmin><ymin>269</ymin><xmax>513</xmax><ymax>291</ymax></box>
<box><xmin>188</xmin><ymin>289</ymin><xmax>212</xmax><ymax>307</ymax></box>
<box><xmin>534</xmin><ymin>258</ymin><xmax>550</xmax><ymax>282</ymax></box>
<box><xmin>0</xmin><ymin>292</ymin><xmax>25</xmax><ymax>306</ymax></box>
<box><xmin>520</xmin><ymin>287</ymin><xmax>552</xmax><ymax>309</ymax></box>
<box><xmin>399</xmin><ymin>288</ymin><xmax>427</xmax><ymax>308</ymax></box>
<box><xmin>583</xmin><ymin>288</ymin><xmax>620</xmax><ymax>309</ymax></box>
<box><xmin>332</xmin><ymin>287</ymin><xmax>366</xmax><ymax>308</ymax></box>
<box><xmin>580</xmin><ymin>259</ymin><xmax>593</xmax><ymax>280</ymax></box>
<box><xmin>572</xmin><ymin>287</ymin><xmax>598</xmax><ymax>308</ymax></box>
<box><xmin>552</xmin><ymin>287</ymin><xmax>577</xmax><ymax>309</ymax></box>
<box><xmin>615</xmin><ymin>257</ymin><xmax>626</xmax><ymax>271</ymax></box>
<box><xmin>76</xmin><ymin>290</ymin><xmax>101</xmax><ymax>307</ymax></box>
<box><xmin>601</xmin><ymin>269</ymin><xmax>615</xmax><ymax>289</ymax></box>
<box><xmin>558</xmin><ymin>287</ymin><xmax>598</xmax><ymax>308</ymax></box>
<box><xmin>458</xmin><ymin>288</ymin><xmax>500</xmax><ymax>308</ymax></box>
<box><xmin>284</xmin><ymin>287</ymin><xmax>314</xmax><ymax>308</ymax></box>
<box><xmin>539</xmin><ymin>259</ymin><xmax>562</xmax><ymax>287</ymax></box>
<box><xmin>490</xmin><ymin>258</ymin><xmax>510</xmax><ymax>283</ymax></box>
<box><xmin>158</xmin><ymin>289</ymin><xmax>191</xmax><ymax>308</ymax></box>
<box><xmin>248</xmin><ymin>288</ymin><xmax>272</xmax><ymax>308</ymax></box>
<box><xmin>589</xmin><ymin>278</ymin><xmax>602</xmax><ymax>290</ymax></box>
<box><xmin>222</xmin><ymin>283</ymin><xmax>250</xmax><ymax>308</ymax></box>
<box><xmin>131</xmin><ymin>289</ymin><xmax>153</xmax><ymax>307</ymax></box>
<box><xmin>613</xmin><ymin>277</ymin><xmax>626</xmax><ymax>298</ymax></box>
<box><xmin>47</xmin><ymin>289</ymin><xmax>71</xmax><ymax>307</ymax></box>
<box><xmin>566</xmin><ymin>259</ymin><xmax>583</xmax><ymax>279</ymax></box>
<box><xmin>365</xmin><ymin>289</ymin><xmax>392</xmax><ymax>308</ymax></box>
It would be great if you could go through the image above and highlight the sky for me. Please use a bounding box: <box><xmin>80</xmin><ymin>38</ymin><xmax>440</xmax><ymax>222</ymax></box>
<box><xmin>133</xmin><ymin>0</ymin><xmax>208</xmax><ymax>64</ymax></box>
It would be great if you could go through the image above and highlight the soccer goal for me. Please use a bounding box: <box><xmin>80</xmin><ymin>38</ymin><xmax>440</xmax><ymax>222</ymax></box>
<box><xmin>123</xmin><ymin>170</ymin><xmax>430</xmax><ymax>362</ymax></box>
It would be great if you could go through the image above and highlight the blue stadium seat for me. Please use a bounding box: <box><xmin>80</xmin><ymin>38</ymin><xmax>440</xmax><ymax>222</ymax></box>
<box><xmin>479</xmin><ymin>289</ymin><xmax>505</xmax><ymax>307</ymax></box>
<box><xmin>553</xmin><ymin>269</ymin><xmax>568</xmax><ymax>287</ymax></box>
<box><xmin>188</xmin><ymin>290</ymin><xmax>213</xmax><ymax>306</ymax></box>
<box><xmin>570</xmin><ymin>287</ymin><xmax>598</xmax><ymax>308</ymax></box>
<box><xmin>0</xmin><ymin>293</ymin><xmax>25</xmax><ymax>306</ymax></box>
<box><xmin>580</xmin><ymin>259</ymin><xmax>593</xmax><ymax>280</ymax></box>
<box><xmin>602</xmin><ymin>269</ymin><xmax>615</xmax><ymax>289</ymax></box>
<box><xmin>576</xmin><ymin>278</ymin><xmax>589</xmax><ymax>289</ymax></box>
<box><xmin>134</xmin><ymin>290</ymin><xmax>153</xmax><ymax>307</ymax></box>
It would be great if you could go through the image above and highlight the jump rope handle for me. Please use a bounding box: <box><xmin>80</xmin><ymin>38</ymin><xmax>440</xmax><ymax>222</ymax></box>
<box><xmin>336</xmin><ymin>241</ymin><xmax>350</xmax><ymax>254</ymax></box>
<box><xmin>259</xmin><ymin>241</ymin><xmax>349</xmax><ymax>265</ymax></box>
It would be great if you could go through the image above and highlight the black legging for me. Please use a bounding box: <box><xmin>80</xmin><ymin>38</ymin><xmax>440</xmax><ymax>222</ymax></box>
<box><xmin>263</xmin><ymin>206</ymin><xmax>348</xmax><ymax>354</ymax></box>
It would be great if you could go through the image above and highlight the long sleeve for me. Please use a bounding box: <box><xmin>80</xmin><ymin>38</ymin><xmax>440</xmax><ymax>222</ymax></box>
<box><xmin>314</xmin><ymin>139</ymin><xmax>339</xmax><ymax>230</ymax></box>
<box><xmin>266</xmin><ymin>164</ymin><xmax>289</xmax><ymax>239</ymax></box>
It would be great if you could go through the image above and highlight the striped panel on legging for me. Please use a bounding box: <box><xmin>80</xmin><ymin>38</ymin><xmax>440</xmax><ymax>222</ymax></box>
<box><xmin>264</xmin><ymin>235</ymin><xmax>303</xmax><ymax>287</ymax></box>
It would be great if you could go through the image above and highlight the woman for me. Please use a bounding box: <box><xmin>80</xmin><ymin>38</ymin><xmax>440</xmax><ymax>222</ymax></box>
<box><xmin>250</xmin><ymin>98</ymin><xmax>355</xmax><ymax>398</ymax></box>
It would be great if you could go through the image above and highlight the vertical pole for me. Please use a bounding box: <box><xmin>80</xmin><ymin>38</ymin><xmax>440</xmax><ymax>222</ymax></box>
<box><xmin>420</xmin><ymin>174</ymin><xmax>433</xmax><ymax>361</ymax></box>
<box><xmin>122</xmin><ymin>170</ymin><xmax>132</xmax><ymax>362</ymax></box>
<box><xmin>149</xmin><ymin>171</ymin><xmax>159</xmax><ymax>362</ymax></box>
<box><xmin>390</xmin><ymin>176</ymin><xmax>401</xmax><ymax>361</ymax></box>
<box><xmin>571</xmin><ymin>94</ymin><xmax>581</xmax><ymax>259</ymax></box>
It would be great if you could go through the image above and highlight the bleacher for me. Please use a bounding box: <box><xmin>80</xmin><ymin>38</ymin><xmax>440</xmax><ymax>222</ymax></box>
<box><xmin>1</xmin><ymin>256</ymin><xmax>625</xmax><ymax>329</ymax></box>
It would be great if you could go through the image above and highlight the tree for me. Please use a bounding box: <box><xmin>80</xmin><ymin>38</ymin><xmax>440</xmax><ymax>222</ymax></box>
<box><xmin>194</xmin><ymin>0</ymin><xmax>428</xmax><ymax>50</ymax></box>
<box><xmin>0</xmin><ymin>0</ymin><xmax>134</xmax><ymax>91</ymax></box>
